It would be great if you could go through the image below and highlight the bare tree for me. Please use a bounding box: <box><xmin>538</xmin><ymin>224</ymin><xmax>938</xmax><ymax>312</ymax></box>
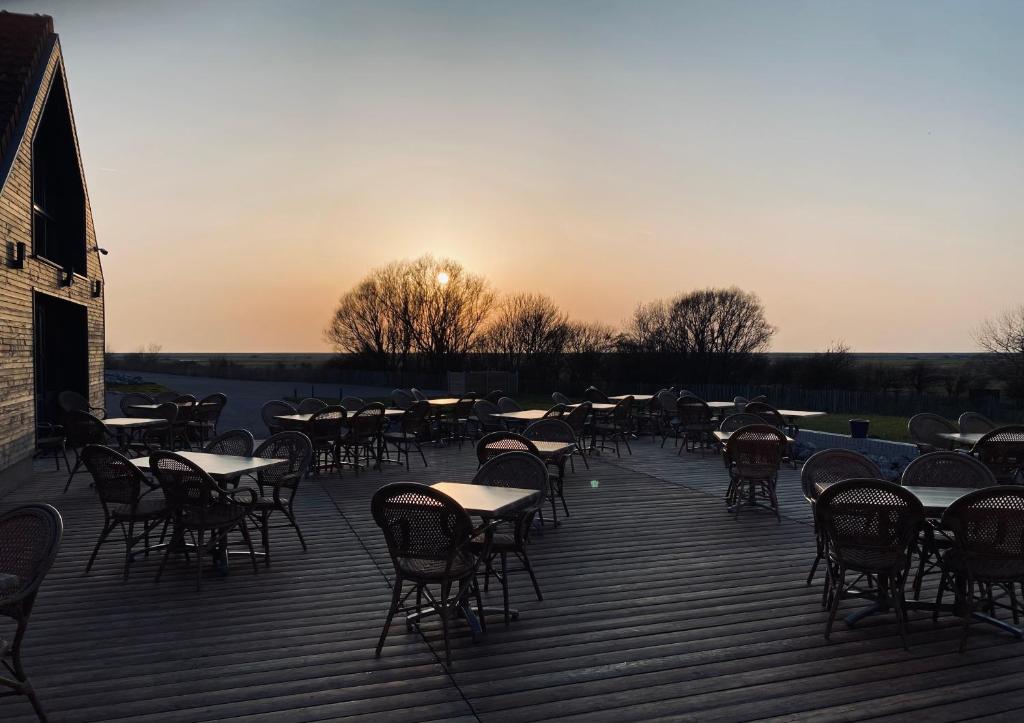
<box><xmin>480</xmin><ymin>293</ymin><xmax>570</xmax><ymax>372</ymax></box>
<box><xmin>620</xmin><ymin>300</ymin><xmax>673</xmax><ymax>353</ymax></box>
<box><xmin>976</xmin><ymin>305</ymin><xmax>1024</xmax><ymax>398</ymax></box>
<box><xmin>904</xmin><ymin>360</ymin><xmax>941</xmax><ymax>395</ymax></box>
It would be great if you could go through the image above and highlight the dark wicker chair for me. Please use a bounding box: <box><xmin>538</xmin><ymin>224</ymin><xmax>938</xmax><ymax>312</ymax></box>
<box><xmin>543</xmin><ymin>404</ymin><xmax>566</xmax><ymax>419</ymax></box>
<box><xmin>800</xmin><ymin>449</ymin><xmax>882</xmax><ymax>586</ymax></box>
<box><xmin>901</xmin><ymin>451</ymin><xmax>997</xmax><ymax>599</ymax></box>
<box><xmin>470</xmin><ymin>452</ymin><xmax>548</xmax><ymax>624</ymax></box>
<box><xmin>371</xmin><ymin>483</ymin><xmax>485</xmax><ymax>665</ymax></box>
<box><xmin>129</xmin><ymin>401</ymin><xmax>182</xmax><ymax>456</ymax></box>
<box><xmin>411</xmin><ymin>388</ymin><xmax>428</xmax><ymax>401</ymax></box>
<box><xmin>592</xmin><ymin>396</ymin><xmax>633</xmax><ymax>457</ymax></box>
<box><xmin>339</xmin><ymin>403</ymin><xmax>387</xmax><ymax>474</ymax></box>
<box><xmin>391</xmin><ymin>389</ymin><xmax>415</xmax><ymax>411</ymax></box>
<box><xmin>524</xmin><ymin>418</ymin><xmax>576</xmax><ymax>523</ymax></box>
<box><xmin>58</xmin><ymin>390</ymin><xmax>105</xmax><ymax>419</ymax></box>
<box><xmin>34</xmin><ymin>423</ymin><xmax>68</xmax><ymax>472</ymax></box>
<box><xmin>908</xmin><ymin>413</ymin><xmax>957</xmax><ymax>454</ymax></box>
<box><xmin>0</xmin><ymin>504</ymin><xmax>63</xmax><ymax>721</ymax></box>
<box><xmin>744</xmin><ymin>401</ymin><xmax>787</xmax><ymax>430</ymax></box>
<box><xmin>473</xmin><ymin>400</ymin><xmax>506</xmax><ymax>435</ymax></box>
<box><xmin>119</xmin><ymin>392</ymin><xmax>154</xmax><ymax>418</ymax></box>
<box><xmin>172</xmin><ymin>394</ymin><xmax>198</xmax><ymax>438</ymax></box>
<box><xmin>935</xmin><ymin>486</ymin><xmax>1024</xmax><ymax>651</ymax></box>
<box><xmin>203</xmin><ymin>429</ymin><xmax>255</xmax><ymax>457</ymax></box>
<box><xmin>671</xmin><ymin>396</ymin><xmax>716</xmax><ymax>455</ymax></box>
<box><xmin>484</xmin><ymin>389</ymin><xmax>504</xmax><ymax>405</ymax></box>
<box><xmin>341</xmin><ymin>396</ymin><xmax>365</xmax><ymax>411</ymax></box>
<box><xmin>562</xmin><ymin>402</ymin><xmax>591</xmax><ymax>469</ymax></box>
<box><xmin>250</xmin><ymin>432</ymin><xmax>314</xmax><ymax>565</ymax></box>
<box><xmin>718</xmin><ymin>413</ymin><xmax>766</xmax><ymax>433</ymax></box>
<box><xmin>384</xmin><ymin>401</ymin><xmax>431</xmax><ymax>469</ymax></box>
<box><xmin>297</xmin><ymin>397</ymin><xmax>327</xmax><ymax>414</ymax></box>
<box><xmin>817</xmin><ymin>478</ymin><xmax>924</xmax><ymax>648</ymax></box>
<box><xmin>307</xmin><ymin>405</ymin><xmax>346</xmax><ymax>475</ymax></box>
<box><xmin>439</xmin><ymin>396</ymin><xmax>476</xmax><ymax>447</ymax></box>
<box><xmin>61</xmin><ymin>410</ymin><xmax>113</xmax><ymax>493</ymax></box>
<box><xmin>497</xmin><ymin>397</ymin><xmax>522</xmax><ymax>413</ymax></box>
<box><xmin>551</xmin><ymin>392</ymin><xmax>572</xmax><ymax>405</ymax></box>
<box><xmin>261</xmin><ymin>400</ymin><xmax>298</xmax><ymax>437</ymax></box>
<box><xmin>723</xmin><ymin>424</ymin><xmax>788</xmax><ymax>520</ymax></box>
<box><xmin>958</xmin><ymin>412</ymin><xmax>996</xmax><ymax>436</ymax></box>
<box><xmin>970</xmin><ymin>426</ymin><xmax>1024</xmax><ymax>484</ymax></box>
<box><xmin>584</xmin><ymin>386</ymin><xmax>610</xmax><ymax>403</ymax></box>
<box><xmin>81</xmin><ymin>444</ymin><xmax>166</xmax><ymax>579</ymax></box>
<box><xmin>748</xmin><ymin>395</ymin><xmax>768</xmax><ymax>404</ymax></box>
<box><xmin>150</xmin><ymin>451</ymin><xmax>258</xmax><ymax>591</ymax></box>
<box><xmin>476</xmin><ymin>431</ymin><xmax>539</xmax><ymax>467</ymax></box>
<box><xmin>189</xmin><ymin>393</ymin><xmax>227</xmax><ymax>445</ymax></box>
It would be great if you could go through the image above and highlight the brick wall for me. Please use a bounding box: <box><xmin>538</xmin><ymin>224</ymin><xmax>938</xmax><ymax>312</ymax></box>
<box><xmin>0</xmin><ymin>38</ymin><xmax>105</xmax><ymax>477</ymax></box>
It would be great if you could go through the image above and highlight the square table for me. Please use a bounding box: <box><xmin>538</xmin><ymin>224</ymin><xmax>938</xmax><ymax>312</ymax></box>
<box><xmin>103</xmin><ymin>417</ymin><xmax>167</xmax><ymax>429</ymax></box>
<box><xmin>431</xmin><ymin>481</ymin><xmax>539</xmax><ymax>517</ymax></box>
<box><xmin>608</xmin><ymin>394</ymin><xmax>653</xmax><ymax>402</ymax></box>
<box><xmin>426</xmin><ymin>398</ymin><xmax>462</xmax><ymax>407</ymax></box>
<box><xmin>133</xmin><ymin>451</ymin><xmax>287</xmax><ymax>479</ymax></box>
<box><xmin>776</xmin><ymin>409</ymin><xmax>826</xmax><ymax>420</ymax></box>
<box><xmin>937</xmin><ymin>432</ymin><xmax>983</xmax><ymax>448</ymax></box>
<box><xmin>708</xmin><ymin>401</ymin><xmax>739</xmax><ymax>410</ymax></box>
<box><xmin>493</xmin><ymin>409</ymin><xmax>548</xmax><ymax>422</ymax></box>
<box><xmin>812</xmin><ymin>481</ymin><xmax>977</xmax><ymax>518</ymax></box>
<box><xmin>275</xmin><ymin>409</ymin><xmax>403</xmax><ymax>425</ymax></box>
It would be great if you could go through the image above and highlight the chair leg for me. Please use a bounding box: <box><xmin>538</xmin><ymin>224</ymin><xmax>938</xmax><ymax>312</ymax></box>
<box><xmin>521</xmin><ymin>549</ymin><xmax>543</xmax><ymax>601</ymax></box>
<box><xmin>439</xmin><ymin>581</ymin><xmax>453</xmax><ymax>666</ymax></box>
<box><xmin>284</xmin><ymin>506</ymin><xmax>307</xmax><ymax>551</ymax></box>
<box><xmin>123</xmin><ymin>520</ymin><xmax>136</xmax><ymax>580</ymax></box>
<box><xmin>500</xmin><ymin>552</ymin><xmax>510</xmax><ymax>627</ymax></box>
<box><xmin>63</xmin><ymin>451</ymin><xmax>83</xmax><ymax>494</ymax></box>
<box><xmin>825</xmin><ymin>565</ymin><xmax>845</xmax><ymax>639</ymax></box>
<box><xmin>155</xmin><ymin>524</ymin><xmax>181</xmax><ymax>583</ymax></box>
<box><xmin>960</xmin><ymin>575</ymin><xmax>974</xmax><ymax>653</ymax></box>
<box><xmin>376</xmin><ymin>577</ymin><xmax>404</xmax><ymax>656</ymax></box>
<box><xmin>194</xmin><ymin>528</ymin><xmax>206</xmax><ymax>592</ymax></box>
<box><xmin>260</xmin><ymin>511</ymin><xmax>271</xmax><ymax>566</ymax></box>
<box><xmin>238</xmin><ymin>521</ymin><xmax>259</xmax><ymax>573</ymax></box>
<box><xmin>85</xmin><ymin>519</ymin><xmax>116</xmax><ymax>573</ymax></box>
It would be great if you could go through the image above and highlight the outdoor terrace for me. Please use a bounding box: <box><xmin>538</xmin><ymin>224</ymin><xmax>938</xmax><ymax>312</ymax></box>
<box><xmin>3</xmin><ymin>438</ymin><xmax>1024</xmax><ymax>722</ymax></box>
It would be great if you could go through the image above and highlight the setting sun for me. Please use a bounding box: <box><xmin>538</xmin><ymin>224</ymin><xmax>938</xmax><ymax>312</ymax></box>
<box><xmin>436</xmin><ymin>271</ymin><xmax>450</xmax><ymax>286</ymax></box>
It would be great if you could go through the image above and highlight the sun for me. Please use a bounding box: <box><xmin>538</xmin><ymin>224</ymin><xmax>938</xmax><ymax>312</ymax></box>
<box><xmin>436</xmin><ymin>271</ymin><xmax>450</xmax><ymax>286</ymax></box>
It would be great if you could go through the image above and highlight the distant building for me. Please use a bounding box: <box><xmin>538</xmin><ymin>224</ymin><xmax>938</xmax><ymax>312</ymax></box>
<box><xmin>0</xmin><ymin>12</ymin><xmax>105</xmax><ymax>488</ymax></box>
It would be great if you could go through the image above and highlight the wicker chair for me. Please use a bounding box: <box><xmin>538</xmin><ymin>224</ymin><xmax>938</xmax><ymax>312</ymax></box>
<box><xmin>723</xmin><ymin>425</ymin><xmax>788</xmax><ymax>520</ymax></box>
<box><xmin>970</xmin><ymin>426</ymin><xmax>1024</xmax><ymax>484</ymax></box>
<box><xmin>592</xmin><ymin>396</ymin><xmax>633</xmax><ymax>457</ymax></box>
<box><xmin>0</xmin><ymin>504</ymin><xmax>63</xmax><ymax>721</ymax></box>
<box><xmin>189</xmin><ymin>393</ymin><xmax>227</xmax><ymax>445</ymax></box>
<box><xmin>470</xmin><ymin>452</ymin><xmax>549</xmax><ymax>624</ymax></box>
<box><xmin>551</xmin><ymin>392</ymin><xmax>572</xmax><ymax>405</ymax></box>
<box><xmin>203</xmin><ymin>429</ymin><xmax>255</xmax><ymax>457</ymax></box>
<box><xmin>800</xmin><ymin>450</ymin><xmax>882</xmax><ymax>586</ymax></box>
<box><xmin>61</xmin><ymin>411</ymin><xmax>113</xmax><ymax>492</ymax></box>
<box><xmin>384</xmin><ymin>401</ymin><xmax>431</xmax><ymax>469</ymax></box>
<box><xmin>339</xmin><ymin>403</ymin><xmax>387</xmax><ymax>474</ymax></box>
<box><xmin>484</xmin><ymin>389</ymin><xmax>505</xmax><ymax>405</ymax></box>
<box><xmin>473</xmin><ymin>400</ymin><xmax>506</xmax><ymax>435</ymax></box>
<box><xmin>958</xmin><ymin>412</ymin><xmax>996</xmax><ymax>436</ymax></box>
<box><xmin>562</xmin><ymin>402</ymin><xmax>591</xmax><ymax>469</ymax></box>
<box><xmin>261</xmin><ymin>400</ymin><xmax>297</xmax><ymax>437</ymax></box>
<box><xmin>297</xmin><ymin>397</ymin><xmax>327</xmax><ymax>414</ymax></box>
<box><xmin>172</xmin><ymin>394</ymin><xmax>198</xmax><ymax>438</ymax></box>
<box><xmin>719</xmin><ymin>413</ymin><xmax>766</xmax><ymax>433</ymax></box>
<box><xmin>341</xmin><ymin>396</ymin><xmax>365</xmax><ymax>411</ymax></box>
<box><xmin>81</xmin><ymin>445</ymin><xmax>167</xmax><ymax>579</ymax></box>
<box><xmin>524</xmin><ymin>418</ymin><xmax>576</xmax><ymax>523</ymax></box>
<box><xmin>901</xmin><ymin>451</ymin><xmax>997</xmax><ymax>598</ymax></box>
<box><xmin>584</xmin><ymin>386</ymin><xmax>610</xmax><ymax>403</ymax></box>
<box><xmin>817</xmin><ymin>479</ymin><xmax>924</xmax><ymax>647</ymax></box>
<box><xmin>543</xmin><ymin>404</ymin><xmax>566</xmax><ymax>419</ymax></box>
<box><xmin>250</xmin><ymin>432</ymin><xmax>314</xmax><ymax>565</ymax></box>
<box><xmin>733</xmin><ymin>396</ymin><xmax>749</xmax><ymax>413</ymax></box>
<box><xmin>371</xmin><ymin>483</ymin><xmax>485</xmax><ymax>665</ymax></box>
<box><xmin>907</xmin><ymin>413</ymin><xmax>957</xmax><ymax>454</ymax></box>
<box><xmin>672</xmin><ymin>396</ymin><xmax>716</xmax><ymax>455</ymax></box>
<box><xmin>744</xmin><ymin>401</ymin><xmax>787</xmax><ymax>430</ymax></box>
<box><xmin>439</xmin><ymin>396</ymin><xmax>475</xmax><ymax>448</ymax></box>
<box><xmin>391</xmin><ymin>389</ymin><xmax>415</xmax><ymax>411</ymax></box>
<box><xmin>497</xmin><ymin>397</ymin><xmax>522</xmax><ymax>413</ymax></box>
<box><xmin>411</xmin><ymin>388</ymin><xmax>428</xmax><ymax>401</ymax></box>
<box><xmin>749</xmin><ymin>395</ymin><xmax>768</xmax><ymax>404</ymax></box>
<box><xmin>476</xmin><ymin>431</ymin><xmax>539</xmax><ymax>467</ymax></box>
<box><xmin>58</xmin><ymin>390</ymin><xmax>106</xmax><ymax>419</ymax></box>
<box><xmin>150</xmin><ymin>451</ymin><xmax>258</xmax><ymax>591</ymax></box>
<box><xmin>119</xmin><ymin>392</ymin><xmax>154</xmax><ymax>418</ymax></box>
<box><xmin>308</xmin><ymin>406</ymin><xmax>346</xmax><ymax>475</ymax></box>
<box><xmin>936</xmin><ymin>486</ymin><xmax>1024</xmax><ymax>651</ymax></box>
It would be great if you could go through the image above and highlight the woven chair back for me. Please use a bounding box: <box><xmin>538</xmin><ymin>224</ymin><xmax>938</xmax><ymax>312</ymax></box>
<box><xmin>941</xmin><ymin>486</ymin><xmax>1024</xmax><ymax>578</ymax></box>
<box><xmin>150</xmin><ymin>451</ymin><xmax>224</xmax><ymax>514</ymax></box>
<box><xmin>552</xmin><ymin>392</ymin><xmax>572</xmax><ymax>405</ymax></box>
<box><xmin>584</xmin><ymin>386</ymin><xmax>610</xmax><ymax>403</ymax></box>
<box><xmin>657</xmin><ymin>390</ymin><xmax>678</xmax><ymax>413</ymax></box>
<box><xmin>308</xmin><ymin>406</ymin><xmax>346</xmax><ymax>443</ymax></box>
<box><xmin>120</xmin><ymin>392</ymin><xmax>154</xmax><ymax>417</ymax></box>
<box><xmin>524</xmin><ymin>418</ymin><xmax>575</xmax><ymax>444</ymax></box>
<box><xmin>719</xmin><ymin>413</ymin><xmax>765</xmax><ymax>433</ymax></box>
<box><xmin>958</xmin><ymin>412</ymin><xmax>996</xmax><ymax>435</ymax></box>
<box><xmin>484</xmin><ymin>389</ymin><xmax>505</xmax><ymax>404</ymax></box>
<box><xmin>971</xmin><ymin>425</ymin><xmax>1024</xmax><ymax>483</ymax></box>
<box><xmin>297</xmin><ymin>398</ymin><xmax>327</xmax><ymax>414</ymax></box>
<box><xmin>497</xmin><ymin>397</ymin><xmax>522</xmax><ymax>413</ymax></box>
<box><xmin>372</xmin><ymin>483</ymin><xmax>472</xmax><ymax>566</ymax></box>
<box><xmin>800</xmin><ymin>449</ymin><xmax>881</xmax><ymax>504</ymax></box>
<box><xmin>57</xmin><ymin>390</ymin><xmax>90</xmax><ymax>414</ymax></box>
<box><xmin>195</xmin><ymin>393</ymin><xmax>227</xmax><ymax>425</ymax></box>
<box><xmin>204</xmin><ymin>429</ymin><xmax>255</xmax><ymax>457</ymax></box>
<box><xmin>81</xmin><ymin>444</ymin><xmax>149</xmax><ymax>507</ymax></box>
<box><xmin>744</xmin><ymin>402</ymin><xmax>786</xmax><ymax>429</ymax></box>
<box><xmin>152</xmin><ymin>402</ymin><xmax>179</xmax><ymax>425</ymax></box>
<box><xmin>255</xmin><ymin>431</ymin><xmax>314</xmax><ymax>490</ymax></box>
<box><xmin>349</xmin><ymin>403</ymin><xmax>387</xmax><ymax>439</ymax></box>
<box><xmin>562</xmin><ymin>402</ymin><xmax>591</xmax><ymax>434</ymax></box>
<box><xmin>0</xmin><ymin>504</ymin><xmax>62</xmax><ymax>614</ymax></box>
<box><xmin>411</xmin><ymin>388</ymin><xmax>428</xmax><ymax>401</ymax></box>
<box><xmin>341</xmin><ymin>397</ymin><xmax>365</xmax><ymax>412</ymax></box>
<box><xmin>907</xmin><ymin>413</ymin><xmax>957</xmax><ymax>451</ymax></box>
<box><xmin>473</xmin><ymin>400</ymin><xmax>504</xmax><ymax>432</ymax></box>
<box><xmin>452</xmin><ymin>396</ymin><xmax>476</xmax><ymax>418</ymax></box>
<box><xmin>63</xmin><ymin>410</ymin><xmax>107</xmax><ymax>447</ymax></box>
<box><xmin>726</xmin><ymin>424</ymin><xmax>787</xmax><ymax>479</ymax></box>
<box><xmin>543</xmin><ymin>404</ymin><xmax>566</xmax><ymax>418</ymax></box>
<box><xmin>900</xmin><ymin>451</ymin><xmax>996</xmax><ymax>489</ymax></box>
<box><xmin>262</xmin><ymin>400</ymin><xmax>298</xmax><ymax>433</ymax></box>
<box><xmin>473</xmin><ymin>452</ymin><xmax>548</xmax><ymax>529</ymax></box>
<box><xmin>391</xmin><ymin>389</ymin><xmax>415</xmax><ymax>410</ymax></box>
<box><xmin>476</xmin><ymin>431</ymin><xmax>539</xmax><ymax>466</ymax></box>
<box><xmin>610</xmin><ymin>396</ymin><xmax>633</xmax><ymax>428</ymax></box>
<box><xmin>677</xmin><ymin>396</ymin><xmax>712</xmax><ymax>426</ymax></box>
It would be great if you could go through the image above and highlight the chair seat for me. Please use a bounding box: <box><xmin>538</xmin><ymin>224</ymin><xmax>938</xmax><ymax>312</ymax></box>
<box><xmin>111</xmin><ymin>498</ymin><xmax>167</xmax><ymax>520</ymax></box>
<box><xmin>396</xmin><ymin>552</ymin><xmax>477</xmax><ymax>581</ymax></box>
<box><xmin>383</xmin><ymin>432</ymin><xmax>418</xmax><ymax>442</ymax></box>
<box><xmin>471</xmin><ymin>529</ymin><xmax>517</xmax><ymax>550</ymax></box>
<box><xmin>179</xmin><ymin>505</ymin><xmax>246</xmax><ymax>528</ymax></box>
<box><xmin>835</xmin><ymin>547</ymin><xmax>907</xmax><ymax>574</ymax></box>
<box><xmin>943</xmin><ymin>549</ymin><xmax>1024</xmax><ymax>581</ymax></box>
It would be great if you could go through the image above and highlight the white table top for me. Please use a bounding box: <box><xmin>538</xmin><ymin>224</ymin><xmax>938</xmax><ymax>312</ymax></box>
<box><xmin>493</xmin><ymin>409</ymin><xmax>548</xmax><ymax>421</ymax></box>
<box><xmin>133</xmin><ymin>451</ymin><xmax>287</xmax><ymax>478</ymax></box>
<box><xmin>276</xmin><ymin>409</ymin><xmax>403</xmax><ymax>423</ymax></box>
<box><xmin>530</xmin><ymin>440</ymin><xmax>576</xmax><ymax>456</ymax></box>
<box><xmin>426</xmin><ymin>398</ymin><xmax>462</xmax><ymax>406</ymax></box>
<box><xmin>609</xmin><ymin>394</ymin><xmax>653</xmax><ymax>402</ymax></box>
<box><xmin>707</xmin><ymin>401</ymin><xmax>739</xmax><ymax>409</ymax></box>
<box><xmin>815</xmin><ymin>481</ymin><xmax>980</xmax><ymax>516</ymax></box>
<box><xmin>432</xmin><ymin>482</ymin><xmax>539</xmax><ymax>516</ymax></box>
<box><xmin>937</xmin><ymin>432</ymin><xmax>983</xmax><ymax>446</ymax></box>
<box><xmin>103</xmin><ymin>417</ymin><xmax>167</xmax><ymax>429</ymax></box>
<box><xmin>776</xmin><ymin>409</ymin><xmax>826</xmax><ymax>419</ymax></box>
<box><xmin>568</xmin><ymin>402</ymin><xmax>616</xmax><ymax>411</ymax></box>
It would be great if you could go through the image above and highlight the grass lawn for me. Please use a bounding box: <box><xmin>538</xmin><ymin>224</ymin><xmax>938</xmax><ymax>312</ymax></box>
<box><xmin>799</xmin><ymin>414</ymin><xmax>911</xmax><ymax>443</ymax></box>
<box><xmin>107</xmin><ymin>382</ymin><xmax>171</xmax><ymax>395</ymax></box>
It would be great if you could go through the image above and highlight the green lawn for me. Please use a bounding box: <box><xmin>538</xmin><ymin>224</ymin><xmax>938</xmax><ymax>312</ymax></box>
<box><xmin>799</xmin><ymin>414</ymin><xmax>911</xmax><ymax>443</ymax></box>
<box><xmin>107</xmin><ymin>382</ymin><xmax>171</xmax><ymax>395</ymax></box>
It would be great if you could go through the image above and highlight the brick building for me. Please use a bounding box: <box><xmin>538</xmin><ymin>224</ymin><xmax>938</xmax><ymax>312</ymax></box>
<box><xmin>0</xmin><ymin>12</ymin><xmax>105</xmax><ymax>489</ymax></box>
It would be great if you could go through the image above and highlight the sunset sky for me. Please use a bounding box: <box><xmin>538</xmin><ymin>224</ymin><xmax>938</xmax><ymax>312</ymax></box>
<box><xmin>13</xmin><ymin>0</ymin><xmax>1023</xmax><ymax>353</ymax></box>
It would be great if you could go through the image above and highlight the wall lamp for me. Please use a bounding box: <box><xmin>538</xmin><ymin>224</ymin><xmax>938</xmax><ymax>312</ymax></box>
<box><xmin>60</xmin><ymin>267</ymin><xmax>74</xmax><ymax>287</ymax></box>
<box><xmin>92</xmin><ymin>279</ymin><xmax>103</xmax><ymax>298</ymax></box>
<box><xmin>93</xmin><ymin>245</ymin><xmax>109</xmax><ymax>255</ymax></box>
<box><xmin>9</xmin><ymin>241</ymin><xmax>26</xmax><ymax>269</ymax></box>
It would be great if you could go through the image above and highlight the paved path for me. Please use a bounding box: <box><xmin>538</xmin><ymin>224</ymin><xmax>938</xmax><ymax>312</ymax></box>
<box><xmin>105</xmin><ymin>370</ymin><xmax>443</xmax><ymax>433</ymax></box>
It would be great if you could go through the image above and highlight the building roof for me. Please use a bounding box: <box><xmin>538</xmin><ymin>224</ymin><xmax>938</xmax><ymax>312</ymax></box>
<box><xmin>0</xmin><ymin>11</ymin><xmax>54</xmax><ymax>166</ymax></box>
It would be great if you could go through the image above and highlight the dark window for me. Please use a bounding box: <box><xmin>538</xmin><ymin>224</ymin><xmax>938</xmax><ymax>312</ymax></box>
<box><xmin>32</xmin><ymin>69</ymin><xmax>86</xmax><ymax>275</ymax></box>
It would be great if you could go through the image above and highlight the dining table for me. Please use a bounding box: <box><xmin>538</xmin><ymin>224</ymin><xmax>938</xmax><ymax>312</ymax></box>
<box><xmin>133</xmin><ymin>451</ymin><xmax>287</xmax><ymax>480</ymax></box>
<box><xmin>492</xmin><ymin>409</ymin><xmax>548</xmax><ymax>423</ymax></box>
<box><xmin>936</xmin><ymin>431</ymin><xmax>983</xmax><ymax>448</ymax></box>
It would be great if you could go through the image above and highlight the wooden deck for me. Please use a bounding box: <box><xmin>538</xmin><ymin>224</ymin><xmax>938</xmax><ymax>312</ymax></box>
<box><xmin>3</xmin><ymin>436</ymin><xmax>1024</xmax><ymax>721</ymax></box>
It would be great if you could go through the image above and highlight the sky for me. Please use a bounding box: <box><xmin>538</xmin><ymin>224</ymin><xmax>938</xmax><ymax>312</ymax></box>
<box><xmin>11</xmin><ymin>0</ymin><xmax>1024</xmax><ymax>352</ymax></box>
